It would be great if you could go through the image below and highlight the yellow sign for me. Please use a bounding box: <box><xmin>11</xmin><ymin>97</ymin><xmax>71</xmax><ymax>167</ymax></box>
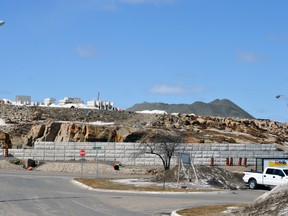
<box><xmin>268</xmin><ymin>160</ymin><xmax>288</xmax><ymax>167</ymax></box>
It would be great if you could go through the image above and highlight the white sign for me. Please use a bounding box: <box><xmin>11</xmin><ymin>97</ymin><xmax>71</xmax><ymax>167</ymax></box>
<box><xmin>263</xmin><ymin>159</ymin><xmax>288</xmax><ymax>169</ymax></box>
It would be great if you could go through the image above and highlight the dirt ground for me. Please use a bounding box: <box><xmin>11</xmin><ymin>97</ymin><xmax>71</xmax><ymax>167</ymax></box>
<box><xmin>9</xmin><ymin>159</ymin><xmax>283</xmax><ymax>215</ymax></box>
<box><xmin>148</xmin><ymin>164</ymin><xmax>249</xmax><ymax>190</ymax></box>
<box><xmin>4</xmin><ymin>158</ymin><xmax>251</xmax><ymax>190</ymax></box>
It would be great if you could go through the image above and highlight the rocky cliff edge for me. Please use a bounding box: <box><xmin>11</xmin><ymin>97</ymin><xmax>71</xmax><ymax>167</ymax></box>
<box><xmin>0</xmin><ymin>104</ymin><xmax>287</xmax><ymax>148</ymax></box>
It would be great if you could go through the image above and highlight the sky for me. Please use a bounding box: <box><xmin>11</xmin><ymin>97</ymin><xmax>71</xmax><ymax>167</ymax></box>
<box><xmin>0</xmin><ymin>0</ymin><xmax>288</xmax><ymax>122</ymax></box>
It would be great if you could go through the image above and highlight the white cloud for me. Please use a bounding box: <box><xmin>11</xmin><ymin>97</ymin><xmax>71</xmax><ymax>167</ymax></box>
<box><xmin>74</xmin><ymin>0</ymin><xmax>175</xmax><ymax>11</ymax></box>
<box><xmin>121</xmin><ymin>0</ymin><xmax>146</xmax><ymax>4</ymax></box>
<box><xmin>76</xmin><ymin>45</ymin><xmax>101</xmax><ymax>58</ymax></box>
<box><xmin>120</xmin><ymin>0</ymin><xmax>175</xmax><ymax>5</ymax></box>
<box><xmin>150</xmin><ymin>84</ymin><xmax>186</xmax><ymax>94</ymax></box>
<box><xmin>237</xmin><ymin>51</ymin><xmax>265</xmax><ymax>63</ymax></box>
<box><xmin>78</xmin><ymin>0</ymin><xmax>118</xmax><ymax>11</ymax></box>
<box><xmin>63</xmin><ymin>0</ymin><xmax>175</xmax><ymax>12</ymax></box>
<box><xmin>149</xmin><ymin>84</ymin><xmax>207</xmax><ymax>95</ymax></box>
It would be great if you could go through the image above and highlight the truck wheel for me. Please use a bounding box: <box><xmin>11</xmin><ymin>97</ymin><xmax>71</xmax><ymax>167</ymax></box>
<box><xmin>248</xmin><ymin>179</ymin><xmax>257</xmax><ymax>189</ymax></box>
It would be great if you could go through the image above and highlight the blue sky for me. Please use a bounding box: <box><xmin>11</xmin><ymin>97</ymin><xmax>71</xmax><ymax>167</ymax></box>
<box><xmin>1</xmin><ymin>0</ymin><xmax>288</xmax><ymax>122</ymax></box>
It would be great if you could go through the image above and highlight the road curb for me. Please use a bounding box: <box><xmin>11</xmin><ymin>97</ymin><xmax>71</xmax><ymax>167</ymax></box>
<box><xmin>71</xmin><ymin>179</ymin><xmax>236</xmax><ymax>195</ymax></box>
<box><xmin>171</xmin><ymin>210</ymin><xmax>181</xmax><ymax>216</ymax></box>
<box><xmin>72</xmin><ymin>179</ymin><xmax>238</xmax><ymax>216</ymax></box>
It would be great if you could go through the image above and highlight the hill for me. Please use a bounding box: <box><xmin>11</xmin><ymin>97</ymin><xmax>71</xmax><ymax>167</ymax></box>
<box><xmin>0</xmin><ymin>103</ymin><xmax>287</xmax><ymax>149</ymax></box>
<box><xmin>126</xmin><ymin>99</ymin><xmax>254</xmax><ymax>119</ymax></box>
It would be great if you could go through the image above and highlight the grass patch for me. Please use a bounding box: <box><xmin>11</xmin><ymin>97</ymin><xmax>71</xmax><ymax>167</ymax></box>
<box><xmin>74</xmin><ymin>178</ymin><xmax>220</xmax><ymax>192</ymax></box>
<box><xmin>177</xmin><ymin>204</ymin><xmax>246</xmax><ymax>216</ymax></box>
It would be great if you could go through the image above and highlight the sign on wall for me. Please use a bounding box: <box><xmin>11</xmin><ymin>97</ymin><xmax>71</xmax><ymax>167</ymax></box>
<box><xmin>256</xmin><ymin>158</ymin><xmax>288</xmax><ymax>172</ymax></box>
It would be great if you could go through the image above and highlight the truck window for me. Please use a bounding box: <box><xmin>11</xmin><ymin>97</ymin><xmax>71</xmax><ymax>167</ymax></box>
<box><xmin>275</xmin><ymin>169</ymin><xmax>285</xmax><ymax>177</ymax></box>
<box><xmin>266</xmin><ymin>168</ymin><xmax>275</xmax><ymax>175</ymax></box>
<box><xmin>284</xmin><ymin>170</ymin><xmax>288</xmax><ymax>176</ymax></box>
<box><xmin>266</xmin><ymin>168</ymin><xmax>285</xmax><ymax>176</ymax></box>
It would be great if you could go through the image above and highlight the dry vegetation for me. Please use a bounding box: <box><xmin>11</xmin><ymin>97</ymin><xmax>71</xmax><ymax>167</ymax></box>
<box><xmin>177</xmin><ymin>204</ymin><xmax>246</xmax><ymax>216</ymax></box>
<box><xmin>75</xmin><ymin>178</ymin><xmax>219</xmax><ymax>192</ymax></box>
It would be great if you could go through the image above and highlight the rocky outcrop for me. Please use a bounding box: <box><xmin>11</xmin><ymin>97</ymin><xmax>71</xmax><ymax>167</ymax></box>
<box><xmin>0</xmin><ymin>104</ymin><xmax>287</xmax><ymax>148</ymax></box>
<box><xmin>0</xmin><ymin>131</ymin><xmax>12</xmax><ymax>148</ymax></box>
<box><xmin>7</xmin><ymin>115</ymin><xmax>288</xmax><ymax>148</ymax></box>
<box><xmin>155</xmin><ymin>114</ymin><xmax>288</xmax><ymax>144</ymax></box>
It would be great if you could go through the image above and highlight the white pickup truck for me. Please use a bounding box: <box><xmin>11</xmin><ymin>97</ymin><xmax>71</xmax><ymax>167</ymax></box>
<box><xmin>243</xmin><ymin>167</ymin><xmax>288</xmax><ymax>189</ymax></box>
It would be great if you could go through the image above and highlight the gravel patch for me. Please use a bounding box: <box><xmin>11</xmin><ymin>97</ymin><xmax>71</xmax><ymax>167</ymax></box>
<box><xmin>0</xmin><ymin>159</ymin><xmax>154</xmax><ymax>175</ymax></box>
<box><xmin>0</xmin><ymin>159</ymin><xmax>25</xmax><ymax>170</ymax></box>
<box><xmin>35</xmin><ymin>161</ymin><xmax>150</xmax><ymax>175</ymax></box>
<box><xmin>0</xmin><ymin>159</ymin><xmax>247</xmax><ymax>191</ymax></box>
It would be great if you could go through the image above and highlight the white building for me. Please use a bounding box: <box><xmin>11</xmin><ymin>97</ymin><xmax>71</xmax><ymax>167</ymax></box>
<box><xmin>59</xmin><ymin>97</ymin><xmax>83</xmax><ymax>106</ymax></box>
<box><xmin>3</xmin><ymin>95</ymin><xmax>119</xmax><ymax>111</ymax></box>
<box><xmin>44</xmin><ymin>98</ymin><xmax>56</xmax><ymax>106</ymax></box>
<box><xmin>15</xmin><ymin>95</ymin><xmax>31</xmax><ymax>105</ymax></box>
<box><xmin>87</xmin><ymin>99</ymin><xmax>116</xmax><ymax>110</ymax></box>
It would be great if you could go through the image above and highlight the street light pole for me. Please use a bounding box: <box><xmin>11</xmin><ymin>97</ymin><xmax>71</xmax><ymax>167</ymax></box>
<box><xmin>0</xmin><ymin>19</ymin><xmax>5</xmax><ymax>156</ymax></box>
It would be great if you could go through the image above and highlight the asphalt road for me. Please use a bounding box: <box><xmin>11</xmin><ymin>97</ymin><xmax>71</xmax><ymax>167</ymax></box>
<box><xmin>0</xmin><ymin>170</ymin><xmax>266</xmax><ymax>216</ymax></box>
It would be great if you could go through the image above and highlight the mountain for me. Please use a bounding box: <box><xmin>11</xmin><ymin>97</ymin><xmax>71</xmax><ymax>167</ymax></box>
<box><xmin>126</xmin><ymin>99</ymin><xmax>254</xmax><ymax>119</ymax></box>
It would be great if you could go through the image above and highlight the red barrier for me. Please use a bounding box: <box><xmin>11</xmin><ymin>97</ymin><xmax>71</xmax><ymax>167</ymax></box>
<box><xmin>4</xmin><ymin>148</ymin><xmax>8</xmax><ymax>157</ymax></box>
<box><xmin>244</xmin><ymin>158</ymin><xmax>247</xmax><ymax>167</ymax></box>
<box><xmin>238</xmin><ymin>157</ymin><xmax>242</xmax><ymax>166</ymax></box>
<box><xmin>226</xmin><ymin>158</ymin><xmax>229</xmax><ymax>166</ymax></box>
<box><xmin>210</xmin><ymin>157</ymin><xmax>214</xmax><ymax>166</ymax></box>
<box><xmin>229</xmin><ymin>157</ymin><xmax>233</xmax><ymax>166</ymax></box>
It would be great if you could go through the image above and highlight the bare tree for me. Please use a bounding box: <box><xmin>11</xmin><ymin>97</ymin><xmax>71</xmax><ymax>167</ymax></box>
<box><xmin>139</xmin><ymin>134</ymin><xmax>182</xmax><ymax>171</ymax></box>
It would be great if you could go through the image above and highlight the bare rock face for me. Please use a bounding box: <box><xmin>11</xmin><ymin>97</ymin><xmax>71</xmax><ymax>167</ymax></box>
<box><xmin>0</xmin><ymin>131</ymin><xmax>12</xmax><ymax>148</ymax></box>
<box><xmin>19</xmin><ymin>115</ymin><xmax>288</xmax><ymax>148</ymax></box>
<box><xmin>0</xmin><ymin>104</ymin><xmax>287</xmax><ymax>148</ymax></box>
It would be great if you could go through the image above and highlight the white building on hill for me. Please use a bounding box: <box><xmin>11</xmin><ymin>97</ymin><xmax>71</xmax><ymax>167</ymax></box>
<box><xmin>44</xmin><ymin>98</ymin><xmax>56</xmax><ymax>106</ymax></box>
<box><xmin>15</xmin><ymin>95</ymin><xmax>31</xmax><ymax>105</ymax></box>
<box><xmin>59</xmin><ymin>97</ymin><xmax>83</xmax><ymax>106</ymax></box>
<box><xmin>1</xmin><ymin>95</ymin><xmax>119</xmax><ymax>111</ymax></box>
<box><xmin>87</xmin><ymin>99</ymin><xmax>117</xmax><ymax>110</ymax></box>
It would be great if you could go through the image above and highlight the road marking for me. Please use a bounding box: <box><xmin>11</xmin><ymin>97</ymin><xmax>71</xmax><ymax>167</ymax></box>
<box><xmin>71</xmin><ymin>200</ymin><xmax>110</xmax><ymax>215</ymax></box>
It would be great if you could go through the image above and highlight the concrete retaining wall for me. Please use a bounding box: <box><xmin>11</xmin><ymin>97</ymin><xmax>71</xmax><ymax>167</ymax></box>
<box><xmin>2</xmin><ymin>142</ymin><xmax>288</xmax><ymax>166</ymax></box>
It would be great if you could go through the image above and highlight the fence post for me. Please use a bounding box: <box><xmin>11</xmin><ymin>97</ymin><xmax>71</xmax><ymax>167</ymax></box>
<box><xmin>244</xmin><ymin>158</ymin><xmax>247</xmax><ymax>167</ymax></box>
<box><xmin>210</xmin><ymin>157</ymin><xmax>214</xmax><ymax>166</ymax></box>
<box><xmin>4</xmin><ymin>148</ymin><xmax>8</xmax><ymax>157</ymax></box>
<box><xmin>238</xmin><ymin>157</ymin><xmax>242</xmax><ymax>166</ymax></box>
<box><xmin>229</xmin><ymin>157</ymin><xmax>233</xmax><ymax>166</ymax></box>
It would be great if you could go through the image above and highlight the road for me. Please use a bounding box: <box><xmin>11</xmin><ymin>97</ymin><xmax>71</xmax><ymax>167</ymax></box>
<box><xmin>0</xmin><ymin>170</ymin><xmax>266</xmax><ymax>216</ymax></box>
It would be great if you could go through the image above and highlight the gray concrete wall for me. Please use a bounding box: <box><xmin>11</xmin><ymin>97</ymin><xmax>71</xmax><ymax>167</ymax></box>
<box><xmin>2</xmin><ymin>142</ymin><xmax>288</xmax><ymax>166</ymax></box>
